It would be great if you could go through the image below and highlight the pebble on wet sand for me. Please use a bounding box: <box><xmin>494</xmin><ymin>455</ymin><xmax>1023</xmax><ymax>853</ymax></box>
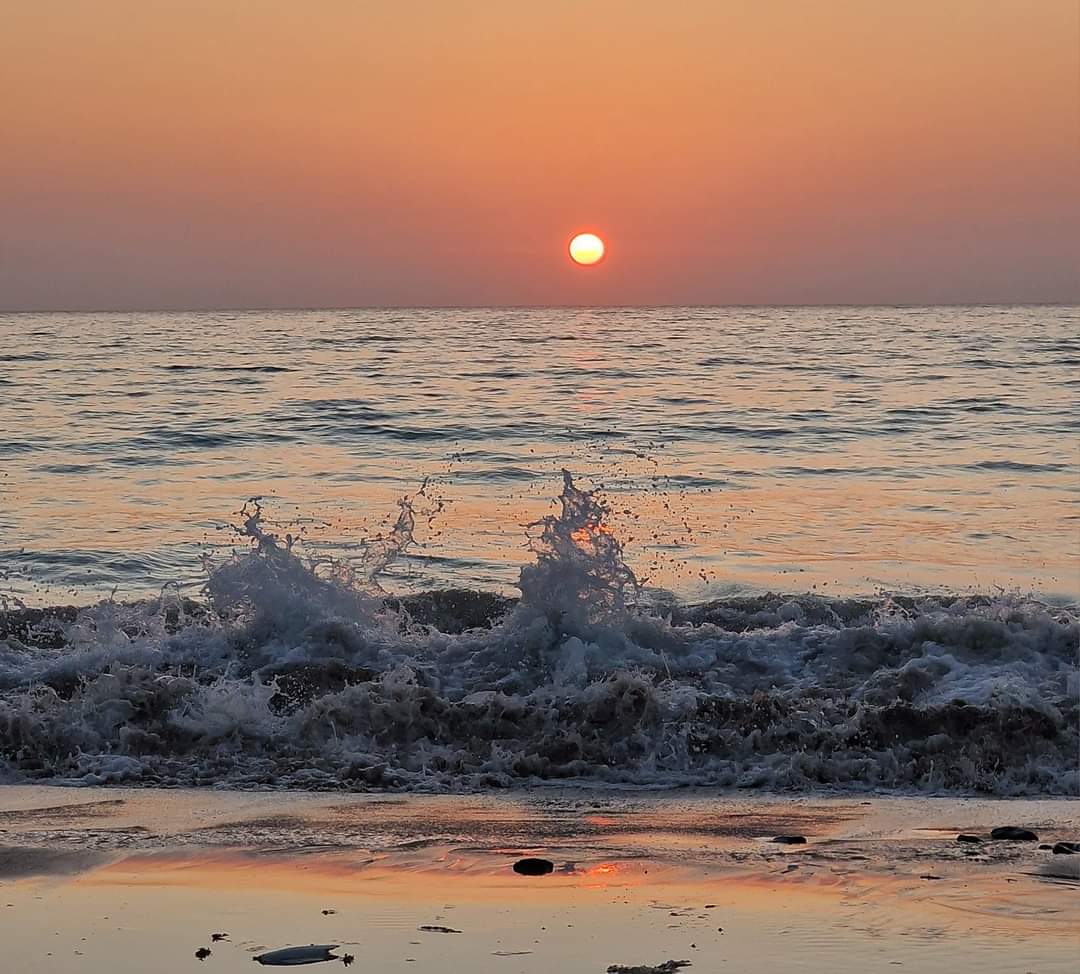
<box><xmin>989</xmin><ymin>827</ymin><xmax>1038</xmax><ymax>841</ymax></box>
<box><xmin>956</xmin><ymin>834</ymin><xmax>982</xmax><ymax>844</ymax></box>
<box><xmin>771</xmin><ymin>835</ymin><xmax>807</xmax><ymax>845</ymax></box>
<box><xmin>513</xmin><ymin>857</ymin><xmax>555</xmax><ymax>876</ymax></box>
<box><xmin>1052</xmin><ymin>842</ymin><xmax>1077</xmax><ymax>855</ymax></box>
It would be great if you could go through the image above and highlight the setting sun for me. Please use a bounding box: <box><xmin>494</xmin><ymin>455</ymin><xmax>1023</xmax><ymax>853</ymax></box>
<box><xmin>568</xmin><ymin>232</ymin><xmax>605</xmax><ymax>266</ymax></box>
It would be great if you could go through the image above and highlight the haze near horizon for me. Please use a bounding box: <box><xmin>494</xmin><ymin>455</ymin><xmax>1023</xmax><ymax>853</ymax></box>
<box><xmin>2</xmin><ymin>0</ymin><xmax>1078</xmax><ymax>311</ymax></box>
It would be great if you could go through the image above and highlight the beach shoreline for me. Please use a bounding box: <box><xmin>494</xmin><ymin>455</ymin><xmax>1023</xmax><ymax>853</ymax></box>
<box><xmin>1</xmin><ymin>785</ymin><xmax>1077</xmax><ymax>973</ymax></box>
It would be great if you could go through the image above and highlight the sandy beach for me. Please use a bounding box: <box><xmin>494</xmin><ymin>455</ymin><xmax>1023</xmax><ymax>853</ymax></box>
<box><xmin>1</xmin><ymin>787</ymin><xmax>1076</xmax><ymax>973</ymax></box>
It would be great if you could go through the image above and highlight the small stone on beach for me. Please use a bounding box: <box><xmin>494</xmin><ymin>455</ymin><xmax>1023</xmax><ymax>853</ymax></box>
<box><xmin>253</xmin><ymin>945</ymin><xmax>340</xmax><ymax>966</ymax></box>
<box><xmin>771</xmin><ymin>835</ymin><xmax>806</xmax><ymax>844</ymax></box>
<box><xmin>607</xmin><ymin>962</ymin><xmax>691</xmax><ymax>974</ymax></box>
<box><xmin>990</xmin><ymin>827</ymin><xmax>1038</xmax><ymax>841</ymax></box>
<box><xmin>418</xmin><ymin>925</ymin><xmax>461</xmax><ymax>934</ymax></box>
<box><xmin>195</xmin><ymin>947</ymin><xmax>212</xmax><ymax>960</ymax></box>
<box><xmin>513</xmin><ymin>857</ymin><xmax>554</xmax><ymax>876</ymax></box>
<box><xmin>956</xmin><ymin>834</ymin><xmax>981</xmax><ymax>844</ymax></box>
<box><xmin>1052</xmin><ymin>842</ymin><xmax>1077</xmax><ymax>855</ymax></box>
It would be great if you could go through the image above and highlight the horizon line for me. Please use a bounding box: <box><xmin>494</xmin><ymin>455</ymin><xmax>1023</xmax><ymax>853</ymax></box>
<box><xmin>2</xmin><ymin>300</ymin><xmax>1078</xmax><ymax>315</ymax></box>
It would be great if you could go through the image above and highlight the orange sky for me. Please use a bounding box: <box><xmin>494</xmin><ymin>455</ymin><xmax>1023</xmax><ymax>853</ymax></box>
<box><xmin>2</xmin><ymin>1</ymin><xmax>1078</xmax><ymax>309</ymax></box>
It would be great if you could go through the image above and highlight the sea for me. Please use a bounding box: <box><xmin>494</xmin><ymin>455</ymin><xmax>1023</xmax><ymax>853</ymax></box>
<box><xmin>0</xmin><ymin>305</ymin><xmax>1076</xmax><ymax>794</ymax></box>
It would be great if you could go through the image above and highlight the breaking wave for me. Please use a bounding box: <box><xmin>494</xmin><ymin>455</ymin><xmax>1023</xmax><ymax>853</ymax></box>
<box><xmin>0</xmin><ymin>474</ymin><xmax>1076</xmax><ymax>795</ymax></box>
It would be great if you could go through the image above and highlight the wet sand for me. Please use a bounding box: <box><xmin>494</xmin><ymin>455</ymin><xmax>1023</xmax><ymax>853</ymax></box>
<box><xmin>0</xmin><ymin>787</ymin><xmax>1077</xmax><ymax>973</ymax></box>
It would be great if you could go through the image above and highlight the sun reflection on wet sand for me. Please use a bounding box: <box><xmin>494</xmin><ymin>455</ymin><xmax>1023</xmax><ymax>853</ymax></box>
<box><xmin>1</xmin><ymin>788</ymin><xmax>1078</xmax><ymax>973</ymax></box>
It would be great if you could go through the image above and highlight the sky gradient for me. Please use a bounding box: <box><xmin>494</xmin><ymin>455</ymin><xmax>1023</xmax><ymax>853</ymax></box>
<box><xmin>2</xmin><ymin>1</ymin><xmax>1078</xmax><ymax>310</ymax></box>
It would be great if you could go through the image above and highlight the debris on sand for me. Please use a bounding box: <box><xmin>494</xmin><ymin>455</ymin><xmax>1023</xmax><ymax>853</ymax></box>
<box><xmin>253</xmin><ymin>944</ymin><xmax>340</xmax><ymax>965</ymax></box>
<box><xmin>513</xmin><ymin>857</ymin><xmax>554</xmax><ymax>876</ymax></box>
<box><xmin>341</xmin><ymin>955</ymin><xmax>354</xmax><ymax>967</ymax></box>
<box><xmin>418</xmin><ymin>925</ymin><xmax>461</xmax><ymax>934</ymax></box>
<box><xmin>770</xmin><ymin>835</ymin><xmax>806</xmax><ymax>845</ymax></box>
<box><xmin>1052</xmin><ymin>842</ymin><xmax>1078</xmax><ymax>855</ymax></box>
<box><xmin>211</xmin><ymin>933</ymin><xmax>229</xmax><ymax>942</ymax></box>
<box><xmin>956</xmin><ymin>834</ymin><xmax>982</xmax><ymax>844</ymax></box>
<box><xmin>195</xmin><ymin>947</ymin><xmax>212</xmax><ymax>961</ymax></box>
<box><xmin>607</xmin><ymin>961</ymin><xmax>691</xmax><ymax>974</ymax></box>
<box><xmin>321</xmin><ymin>909</ymin><xmax>336</xmax><ymax>915</ymax></box>
<box><xmin>990</xmin><ymin>827</ymin><xmax>1038</xmax><ymax>841</ymax></box>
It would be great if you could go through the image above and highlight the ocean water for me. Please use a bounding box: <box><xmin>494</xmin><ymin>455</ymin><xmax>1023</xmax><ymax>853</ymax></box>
<box><xmin>0</xmin><ymin>306</ymin><xmax>1077</xmax><ymax>793</ymax></box>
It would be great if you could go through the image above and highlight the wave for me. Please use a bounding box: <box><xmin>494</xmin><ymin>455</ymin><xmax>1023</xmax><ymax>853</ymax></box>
<box><xmin>0</xmin><ymin>474</ymin><xmax>1076</xmax><ymax>795</ymax></box>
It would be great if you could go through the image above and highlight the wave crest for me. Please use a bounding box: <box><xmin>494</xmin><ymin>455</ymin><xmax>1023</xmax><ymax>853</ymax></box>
<box><xmin>1</xmin><ymin>475</ymin><xmax>1076</xmax><ymax>795</ymax></box>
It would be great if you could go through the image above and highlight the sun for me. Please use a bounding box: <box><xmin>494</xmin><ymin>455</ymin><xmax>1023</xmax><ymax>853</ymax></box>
<box><xmin>568</xmin><ymin>232</ymin><xmax>605</xmax><ymax>266</ymax></box>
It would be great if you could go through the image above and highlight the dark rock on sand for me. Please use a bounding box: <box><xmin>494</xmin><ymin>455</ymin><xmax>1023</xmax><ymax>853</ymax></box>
<box><xmin>1039</xmin><ymin>844</ymin><xmax>1053</xmax><ymax>850</ymax></box>
<box><xmin>771</xmin><ymin>835</ymin><xmax>807</xmax><ymax>845</ymax></box>
<box><xmin>956</xmin><ymin>834</ymin><xmax>982</xmax><ymax>843</ymax></box>
<box><xmin>418</xmin><ymin>925</ymin><xmax>461</xmax><ymax>934</ymax></box>
<box><xmin>195</xmin><ymin>947</ymin><xmax>212</xmax><ymax>960</ymax></box>
<box><xmin>513</xmin><ymin>857</ymin><xmax>555</xmax><ymax>875</ymax></box>
<box><xmin>607</xmin><ymin>962</ymin><xmax>691</xmax><ymax>974</ymax></box>
<box><xmin>1052</xmin><ymin>842</ymin><xmax>1078</xmax><ymax>855</ymax></box>
<box><xmin>254</xmin><ymin>945</ymin><xmax>340</xmax><ymax>965</ymax></box>
<box><xmin>990</xmin><ymin>827</ymin><xmax>1038</xmax><ymax>841</ymax></box>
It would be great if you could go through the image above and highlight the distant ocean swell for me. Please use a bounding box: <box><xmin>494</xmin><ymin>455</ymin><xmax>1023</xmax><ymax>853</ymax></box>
<box><xmin>0</xmin><ymin>474</ymin><xmax>1076</xmax><ymax>795</ymax></box>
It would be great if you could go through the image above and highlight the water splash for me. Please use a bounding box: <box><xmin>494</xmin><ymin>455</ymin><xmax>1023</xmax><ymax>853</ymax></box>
<box><xmin>0</xmin><ymin>475</ymin><xmax>1076</xmax><ymax>795</ymax></box>
<box><xmin>202</xmin><ymin>486</ymin><xmax>427</xmax><ymax>638</ymax></box>
<box><xmin>203</xmin><ymin>498</ymin><xmax>381</xmax><ymax>637</ymax></box>
<box><xmin>518</xmin><ymin>470</ymin><xmax>639</xmax><ymax>632</ymax></box>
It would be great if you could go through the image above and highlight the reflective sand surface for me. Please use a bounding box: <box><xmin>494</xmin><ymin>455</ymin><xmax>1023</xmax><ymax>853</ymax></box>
<box><xmin>1</xmin><ymin>787</ymin><xmax>1077</xmax><ymax>973</ymax></box>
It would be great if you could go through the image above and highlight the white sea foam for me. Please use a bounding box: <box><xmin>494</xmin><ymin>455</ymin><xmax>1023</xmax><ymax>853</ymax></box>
<box><xmin>1</xmin><ymin>475</ymin><xmax>1076</xmax><ymax>795</ymax></box>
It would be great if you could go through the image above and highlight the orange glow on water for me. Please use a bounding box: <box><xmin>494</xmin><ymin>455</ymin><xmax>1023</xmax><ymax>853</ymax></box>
<box><xmin>587</xmin><ymin>863</ymin><xmax>619</xmax><ymax>876</ymax></box>
<box><xmin>570</xmin><ymin>521</ymin><xmax>614</xmax><ymax>547</ymax></box>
